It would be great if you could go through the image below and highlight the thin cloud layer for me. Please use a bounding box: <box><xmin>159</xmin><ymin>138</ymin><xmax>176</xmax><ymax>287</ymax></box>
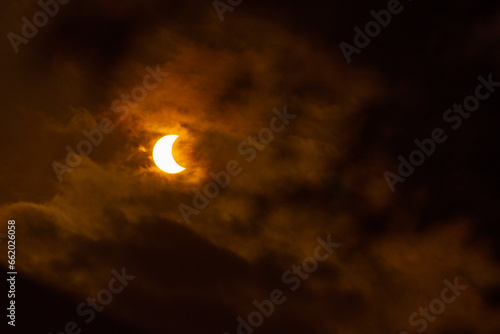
<box><xmin>0</xmin><ymin>0</ymin><xmax>499</xmax><ymax>333</ymax></box>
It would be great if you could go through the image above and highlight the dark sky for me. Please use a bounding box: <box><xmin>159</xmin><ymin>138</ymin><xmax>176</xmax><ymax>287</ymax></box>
<box><xmin>1</xmin><ymin>0</ymin><xmax>500</xmax><ymax>333</ymax></box>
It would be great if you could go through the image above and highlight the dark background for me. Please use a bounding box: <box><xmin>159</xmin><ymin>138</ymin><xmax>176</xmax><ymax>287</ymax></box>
<box><xmin>0</xmin><ymin>0</ymin><xmax>499</xmax><ymax>333</ymax></box>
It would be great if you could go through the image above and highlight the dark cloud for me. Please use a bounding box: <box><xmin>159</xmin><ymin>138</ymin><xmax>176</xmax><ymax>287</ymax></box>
<box><xmin>0</xmin><ymin>0</ymin><xmax>499</xmax><ymax>333</ymax></box>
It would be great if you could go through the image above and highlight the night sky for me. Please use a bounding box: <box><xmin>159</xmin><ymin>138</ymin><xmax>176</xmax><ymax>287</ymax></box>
<box><xmin>1</xmin><ymin>0</ymin><xmax>500</xmax><ymax>333</ymax></box>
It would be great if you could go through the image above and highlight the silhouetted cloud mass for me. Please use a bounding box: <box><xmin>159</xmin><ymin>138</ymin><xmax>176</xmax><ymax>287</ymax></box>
<box><xmin>0</xmin><ymin>0</ymin><xmax>499</xmax><ymax>333</ymax></box>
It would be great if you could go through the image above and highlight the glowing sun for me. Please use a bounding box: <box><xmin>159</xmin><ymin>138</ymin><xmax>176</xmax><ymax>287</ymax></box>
<box><xmin>153</xmin><ymin>135</ymin><xmax>185</xmax><ymax>174</ymax></box>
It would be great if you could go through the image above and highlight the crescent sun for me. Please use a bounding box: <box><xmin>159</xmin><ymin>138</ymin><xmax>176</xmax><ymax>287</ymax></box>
<box><xmin>153</xmin><ymin>135</ymin><xmax>185</xmax><ymax>174</ymax></box>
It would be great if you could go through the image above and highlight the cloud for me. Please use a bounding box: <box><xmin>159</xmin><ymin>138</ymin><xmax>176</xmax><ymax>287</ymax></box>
<box><xmin>1</xmin><ymin>0</ymin><xmax>499</xmax><ymax>333</ymax></box>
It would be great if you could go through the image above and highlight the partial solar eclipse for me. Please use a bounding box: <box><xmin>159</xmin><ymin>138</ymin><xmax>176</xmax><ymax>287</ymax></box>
<box><xmin>153</xmin><ymin>135</ymin><xmax>185</xmax><ymax>174</ymax></box>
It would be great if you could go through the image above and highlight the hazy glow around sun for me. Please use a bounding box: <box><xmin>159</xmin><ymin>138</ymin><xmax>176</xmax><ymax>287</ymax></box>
<box><xmin>153</xmin><ymin>135</ymin><xmax>185</xmax><ymax>174</ymax></box>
